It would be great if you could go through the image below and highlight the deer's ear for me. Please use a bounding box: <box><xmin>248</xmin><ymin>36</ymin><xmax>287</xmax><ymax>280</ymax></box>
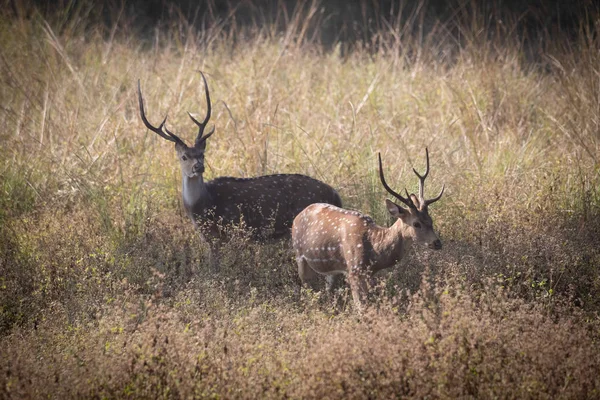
<box><xmin>385</xmin><ymin>199</ymin><xmax>406</xmax><ymax>218</ymax></box>
<box><xmin>175</xmin><ymin>141</ymin><xmax>187</xmax><ymax>152</ymax></box>
<box><xmin>197</xmin><ymin>138</ymin><xmax>207</xmax><ymax>151</ymax></box>
<box><xmin>409</xmin><ymin>194</ymin><xmax>422</xmax><ymax>210</ymax></box>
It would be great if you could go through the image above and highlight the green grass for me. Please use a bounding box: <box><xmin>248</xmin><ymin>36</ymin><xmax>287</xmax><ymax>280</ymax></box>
<box><xmin>1</xmin><ymin>1</ymin><xmax>600</xmax><ymax>398</ymax></box>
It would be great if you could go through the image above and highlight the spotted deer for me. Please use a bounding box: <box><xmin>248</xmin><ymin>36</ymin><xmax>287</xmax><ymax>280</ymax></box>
<box><xmin>138</xmin><ymin>73</ymin><xmax>342</xmax><ymax>271</ymax></box>
<box><xmin>292</xmin><ymin>149</ymin><xmax>444</xmax><ymax>309</ymax></box>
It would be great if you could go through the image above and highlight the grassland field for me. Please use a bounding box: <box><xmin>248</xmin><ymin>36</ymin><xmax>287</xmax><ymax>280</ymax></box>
<box><xmin>1</xmin><ymin>1</ymin><xmax>600</xmax><ymax>398</ymax></box>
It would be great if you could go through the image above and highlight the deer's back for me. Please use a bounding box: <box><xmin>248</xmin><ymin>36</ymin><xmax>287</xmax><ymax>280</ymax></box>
<box><xmin>202</xmin><ymin>174</ymin><xmax>341</xmax><ymax>239</ymax></box>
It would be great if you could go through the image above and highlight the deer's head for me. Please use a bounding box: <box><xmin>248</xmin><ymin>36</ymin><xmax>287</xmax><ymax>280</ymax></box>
<box><xmin>378</xmin><ymin>149</ymin><xmax>445</xmax><ymax>250</ymax></box>
<box><xmin>138</xmin><ymin>72</ymin><xmax>215</xmax><ymax>178</ymax></box>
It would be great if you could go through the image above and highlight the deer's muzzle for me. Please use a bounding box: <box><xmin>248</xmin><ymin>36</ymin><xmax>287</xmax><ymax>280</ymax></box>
<box><xmin>430</xmin><ymin>239</ymin><xmax>442</xmax><ymax>250</ymax></box>
<box><xmin>193</xmin><ymin>163</ymin><xmax>204</xmax><ymax>174</ymax></box>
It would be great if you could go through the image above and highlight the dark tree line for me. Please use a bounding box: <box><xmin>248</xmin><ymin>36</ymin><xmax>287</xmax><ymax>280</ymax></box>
<box><xmin>19</xmin><ymin>0</ymin><xmax>597</xmax><ymax>48</ymax></box>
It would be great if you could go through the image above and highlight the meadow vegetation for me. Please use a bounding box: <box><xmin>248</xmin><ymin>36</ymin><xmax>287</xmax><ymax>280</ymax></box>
<box><xmin>1</xmin><ymin>1</ymin><xmax>599</xmax><ymax>398</ymax></box>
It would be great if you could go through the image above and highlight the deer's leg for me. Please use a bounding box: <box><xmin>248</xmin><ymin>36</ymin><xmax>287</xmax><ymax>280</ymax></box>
<box><xmin>198</xmin><ymin>222</ymin><xmax>222</xmax><ymax>273</ymax></box>
<box><xmin>208</xmin><ymin>241</ymin><xmax>221</xmax><ymax>273</ymax></box>
<box><xmin>325</xmin><ymin>274</ymin><xmax>342</xmax><ymax>293</ymax></box>
<box><xmin>297</xmin><ymin>256</ymin><xmax>319</xmax><ymax>288</ymax></box>
<box><xmin>348</xmin><ymin>265</ymin><xmax>370</xmax><ymax>311</ymax></box>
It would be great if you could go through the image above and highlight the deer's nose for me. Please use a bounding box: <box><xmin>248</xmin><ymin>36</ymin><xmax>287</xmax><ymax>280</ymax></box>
<box><xmin>193</xmin><ymin>163</ymin><xmax>204</xmax><ymax>174</ymax></box>
<box><xmin>431</xmin><ymin>239</ymin><xmax>442</xmax><ymax>250</ymax></box>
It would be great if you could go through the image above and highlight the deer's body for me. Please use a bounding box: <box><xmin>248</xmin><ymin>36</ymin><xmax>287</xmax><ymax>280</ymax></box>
<box><xmin>184</xmin><ymin>174</ymin><xmax>342</xmax><ymax>240</ymax></box>
<box><xmin>293</xmin><ymin>203</ymin><xmax>412</xmax><ymax>276</ymax></box>
<box><xmin>292</xmin><ymin>150</ymin><xmax>444</xmax><ymax>309</ymax></box>
<box><xmin>138</xmin><ymin>73</ymin><xmax>341</xmax><ymax>270</ymax></box>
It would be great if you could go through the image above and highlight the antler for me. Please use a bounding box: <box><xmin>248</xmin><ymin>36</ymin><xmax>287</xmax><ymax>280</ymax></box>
<box><xmin>137</xmin><ymin>80</ymin><xmax>184</xmax><ymax>145</ymax></box>
<box><xmin>412</xmin><ymin>148</ymin><xmax>445</xmax><ymax>208</ymax></box>
<box><xmin>189</xmin><ymin>72</ymin><xmax>215</xmax><ymax>147</ymax></box>
<box><xmin>378</xmin><ymin>153</ymin><xmax>415</xmax><ymax>209</ymax></box>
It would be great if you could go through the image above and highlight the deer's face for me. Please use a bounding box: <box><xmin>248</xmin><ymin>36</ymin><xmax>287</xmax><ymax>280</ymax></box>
<box><xmin>138</xmin><ymin>72</ymin><xmax>214</xmax><ymax>180</ymax></box>
<box><xmin>386</xmin><ymin>199</ymin><xmax>442</xmax><ymax>250</ymax></box>
<box><xmin>175</xmin><ymin>142</ymin><xmax>207</xmax><ymax>178</ymax></box>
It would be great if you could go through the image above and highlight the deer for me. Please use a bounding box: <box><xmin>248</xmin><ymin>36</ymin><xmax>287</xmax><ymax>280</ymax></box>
<box><xmin>291</xmin><ymin>148</ymin><xmax>444</xmax><ymax>310</ymax></box>
<box><xmin>137</xmin><ymin>72</ymin><xmax>342</xmax><ymax>271</ymax></box>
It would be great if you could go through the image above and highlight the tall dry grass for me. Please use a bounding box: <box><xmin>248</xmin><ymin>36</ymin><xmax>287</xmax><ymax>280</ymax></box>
<box><xmin>1</xmin><ymin>0</ymin><xmax>599</xmax><ymax>398</ymax></box>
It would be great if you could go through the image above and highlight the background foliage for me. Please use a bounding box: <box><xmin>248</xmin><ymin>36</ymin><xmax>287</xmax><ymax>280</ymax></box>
<box><xmin>1</xmin><ymin>0</ymin><xmax>599</xmax><ymax>398</ymax></box>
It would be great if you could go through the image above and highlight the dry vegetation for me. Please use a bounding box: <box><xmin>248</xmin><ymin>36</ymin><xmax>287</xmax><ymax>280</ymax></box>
<box><xmin>1</xmin><ymin>1</ymin><xmax>600</xmax><ymax>398</ymax></box>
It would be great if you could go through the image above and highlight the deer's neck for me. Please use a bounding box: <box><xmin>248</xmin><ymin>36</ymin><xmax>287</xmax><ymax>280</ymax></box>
<box><xmin>182</xmin><ymin>175</ymin><xmax>213</xmax><ymax>219</ymax></box>
<box><xmin>368</xmin><ymin>220</ymin><xmax>413</xmax><ymax>272</ymax></box>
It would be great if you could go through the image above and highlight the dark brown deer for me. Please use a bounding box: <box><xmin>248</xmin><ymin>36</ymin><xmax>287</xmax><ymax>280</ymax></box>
<box><xmin>138</xmin><ymin>73</ymin><xmax>342</xmax><ymax>270</ymax></box>
<box><xmin>292</xmin><ymin>149</ymin><xmax>444</xmax><ymax>310</ymax></box>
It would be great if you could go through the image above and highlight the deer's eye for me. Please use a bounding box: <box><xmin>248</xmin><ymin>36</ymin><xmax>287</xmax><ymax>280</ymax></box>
<box><xmin>413</xmin><ymin>222</ymin><xmax>422</xmax><ymax>229</ymax></box>
<box><xmin>181</xmin><ymin>155</ymin><xmax>188</xmax><ymax>161</ymax></box>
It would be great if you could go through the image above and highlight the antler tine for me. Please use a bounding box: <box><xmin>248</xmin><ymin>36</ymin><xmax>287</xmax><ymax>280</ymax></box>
<box><xmin>414</xmin><ymin>147</ymin><xmax>445</xmax><ymax>208</ymax></box>
<box><xmin>190</xmin><ymin>72</ymin><xmax>214</xmax><ymax>147</ymax></box>
<box><xmin>378</xmin><ymin>153</ymin><xmax>415</xmax><ymax>208</ymax></box>
<box><xmin>412</xmin><ymin>147</ymin><xmax>430</xmax><ymax>205</ymax></box>
<box><xmin>137</xmin><ymin>80</ymin><xmax>183</xmax><ymax>144</ymax></box>
<box><xmin>424</xmin><ymin>184</ymin><xmax>445</xmax><ymax>207</ymax></box>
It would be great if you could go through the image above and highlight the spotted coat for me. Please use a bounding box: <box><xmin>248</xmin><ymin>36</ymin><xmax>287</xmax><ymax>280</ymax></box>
<box><xmin>187</xmin><ymin>174</ymin><xmax>342</xmax><ymax>241</ymax></box>
<box><xmin>292</xmin><ymin>201</ymin><xmax>442</xmax><ymax>309</ymax></box>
